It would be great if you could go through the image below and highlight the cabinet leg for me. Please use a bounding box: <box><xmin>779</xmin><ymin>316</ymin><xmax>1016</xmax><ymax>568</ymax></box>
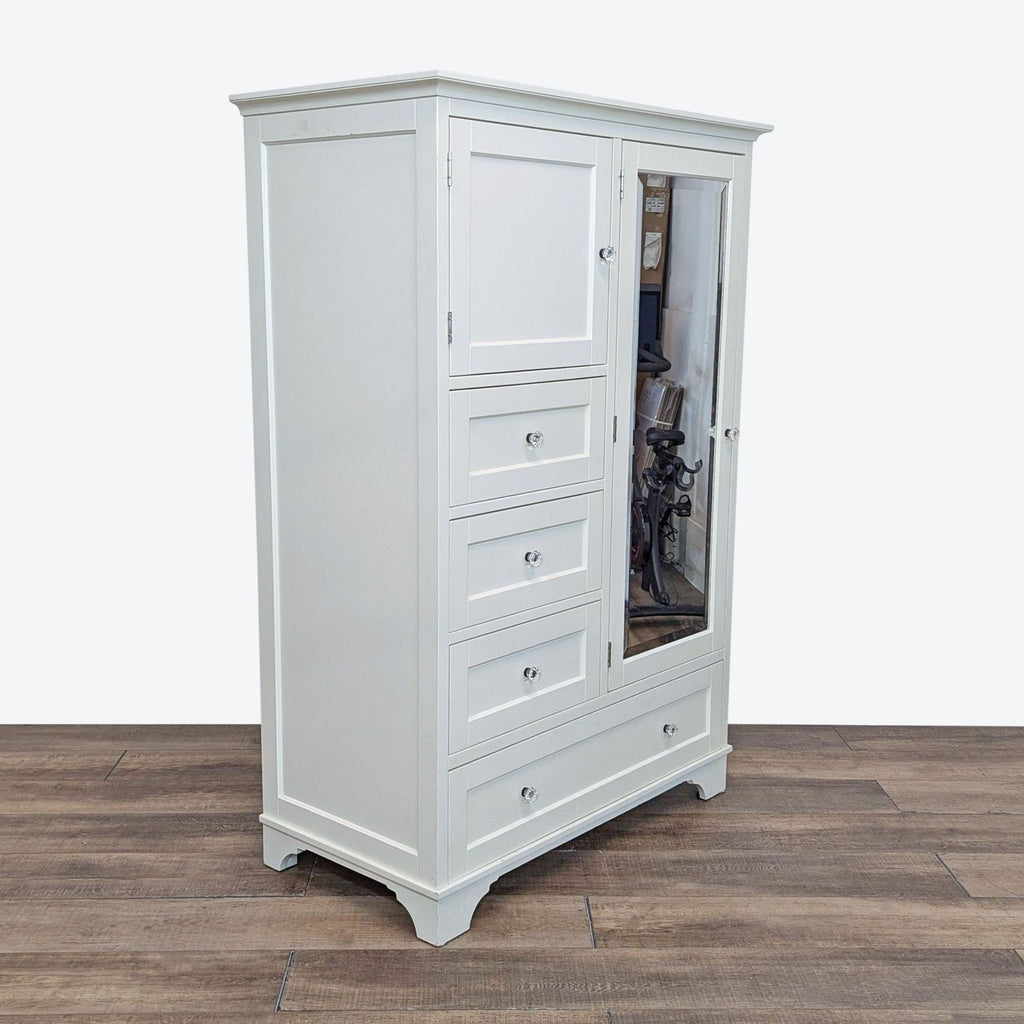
<box><xmin>686</xmin><ymin>752</ymin><xmax>728</xmax><ymax>801</ymax></box>
<box><xmin>263</xmin><ymin>823</ymin><xmax>304</xmax><ymax>871</ymax></box>
<box><xmin>388</xmin><ymin>877</ymin><xmax>492</xmax><ymax>946</ymax></box>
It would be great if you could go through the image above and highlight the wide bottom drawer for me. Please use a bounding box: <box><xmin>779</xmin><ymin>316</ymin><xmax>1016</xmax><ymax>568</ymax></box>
<box><xmin>449</xmin><ymin>661</ymin><xmax>722</xmax><ymax>877</ymax></box>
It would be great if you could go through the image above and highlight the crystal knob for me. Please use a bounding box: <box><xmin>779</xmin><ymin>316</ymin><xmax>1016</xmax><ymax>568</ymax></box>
<box><xmin>523</xmin><ymin>666</ymin><xmax>541</xmax><ymax>682</ymax></box>
<box><xmin>599</xmin><ymin>245</ymin><xmax>616</xmax><ymax>263</ymax></box>
<box><xmin>521</xmin><ymin>786</ymin><xmax>538</xmax><ymax>803</ymax></box>
<box><xmin>724</xmin><ymin>427</ymin><xmax>740</xmax><ymax>440</ymax></box>
<box><xmin>663</xmin><ymin>723</ymin><xmax>679</xmax><ymax>737</ymax></box>
<box><xmin>525</xmin><ymin>431</ymin><xmax>544</xmax><ymax>449</ymax></box>
<box><xmin>524</xmin><ymin>550</ymin><xmax>543</xmax><ymax>567</ymax></box>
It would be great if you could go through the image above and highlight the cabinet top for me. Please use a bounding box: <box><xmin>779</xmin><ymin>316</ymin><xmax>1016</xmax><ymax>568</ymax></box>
<box><xmin>228</xmin><ymin>70</ymin><xmax>772</xmax><ymax>141</ymax></box>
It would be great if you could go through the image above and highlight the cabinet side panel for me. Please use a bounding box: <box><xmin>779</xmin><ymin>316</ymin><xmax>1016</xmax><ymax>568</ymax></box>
<box><xmin>262</xmin><ymin>128</ymin><xmax>420</xmax><ymax>866</ymax></box>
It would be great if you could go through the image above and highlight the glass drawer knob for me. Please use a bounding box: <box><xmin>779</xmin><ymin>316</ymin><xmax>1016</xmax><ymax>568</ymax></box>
<box><xmin>523</xmin><ymin>666</ymin><xmax>541</xmax><ymax>682</ymax></box>
<box><xmin>663</xmin><ymin>723</ymin><xmax>679</xmax><ymax>737</ymax></box>
<box><xmin>599</xmin><ymin>245</ymin><xmax>616</xmax><ymax>263</ymax></box>
<box><xmin>525</xmin><ymin>431</ymin><xmax>544</xmax><ymax>448</ymax></box>
<box><xmin>524</xmin><ymin>550</ymin><xmax>543</xmax><ymax>567</ymax></box>
<box><xmin>521</xmin><ymin>786</ymin><xmax>538</xmax><ymax>803</ymax></box>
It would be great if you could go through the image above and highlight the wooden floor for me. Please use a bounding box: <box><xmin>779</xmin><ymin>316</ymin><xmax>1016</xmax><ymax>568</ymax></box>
<box><xmin>1</xmin><ymin>725</ymin><xmax>1023</xmax><ymax>1020</ymax></box>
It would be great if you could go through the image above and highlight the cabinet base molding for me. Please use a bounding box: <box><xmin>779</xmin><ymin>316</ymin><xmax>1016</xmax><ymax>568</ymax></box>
<box><xmin>260</xmin><ymin>747</ymin><xmax>730</xmax><ymax>945</ymax></box>
<box><xmin>687</xmin><ymin>748</ymin><xmax>728</xmax><ymax>800</ymax></box>
<box><xmin>389</xmin><ymin>877</ymin><xmax>493</xmax><ymax>946</ymax></box>
<box><xmin>262</xmin><ymin>823</ymin><xmax>304</xmax><ymax>872</ymax></box>
<box><xmin>259</xmin><ymin>817</ymin><xmax>434</xmax><ymax>899</ymax></box>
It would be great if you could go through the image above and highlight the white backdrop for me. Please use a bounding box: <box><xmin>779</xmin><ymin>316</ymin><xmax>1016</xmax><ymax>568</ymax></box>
<box><xmin>2</xmin><ymin>1</ymin><xmax>1020</xmax><ymax>724</ymax></box>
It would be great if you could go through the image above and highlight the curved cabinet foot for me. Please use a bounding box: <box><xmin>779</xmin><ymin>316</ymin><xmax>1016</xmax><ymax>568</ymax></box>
<box><xmin>263</xmin><ymin>823</ymin><xmax>304</xmax><ymax>871</ymax></box>
<box><xmin>388</xmin><ymin>877</ymin><xmax>492</xmax><ymax>946</ymax></box>
<box><xmin>686</xmin><ymin>752</ymin><xmax>728</xmax><ymax>801</ymax></box>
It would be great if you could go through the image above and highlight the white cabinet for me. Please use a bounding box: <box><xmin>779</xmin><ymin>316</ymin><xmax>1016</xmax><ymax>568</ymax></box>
<box><xmin>231</xmin><ymin>71</ymin><xmax>770</xmax><ymax>946</ymax></box>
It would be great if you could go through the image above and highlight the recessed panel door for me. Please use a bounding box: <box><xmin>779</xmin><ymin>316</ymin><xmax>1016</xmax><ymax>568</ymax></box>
<box><xmin>449</xmin><ymin>119</ymin><xmax>614</xmax><ymax>375</ymax></box>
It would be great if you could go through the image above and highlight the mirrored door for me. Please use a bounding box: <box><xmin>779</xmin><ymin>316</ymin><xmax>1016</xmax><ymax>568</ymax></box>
<box><xmin>608</xmin><ymin>143</ymin><xmax>749</xmax><ymax>689</ymax></box>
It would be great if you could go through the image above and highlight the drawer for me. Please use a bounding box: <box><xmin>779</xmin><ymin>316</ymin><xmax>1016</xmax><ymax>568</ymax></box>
<box><xmin>449</xmin><ymin>492</ymin><xmax>603</xmax><ymax>630</ymax></box>
<box><xmin>450</xmin><ymin>602</ymin><xmax>602</xmax><ymax>752</ymax></box>
<box><xmin>449</xmin><ymin>663</ymin><xmax>719</xmax><ymax>876</ymax></box>
<box><xmin>450</xmin><ymin>378</ymin><xmax>606</xmax><ymax>506</ymax></box>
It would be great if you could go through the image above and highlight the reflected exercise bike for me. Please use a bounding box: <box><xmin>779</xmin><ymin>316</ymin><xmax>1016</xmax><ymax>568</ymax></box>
<box><xmin>629</xmin><ymin>426</ymin><xmax>704</xmax><ymax>618</ymax></box>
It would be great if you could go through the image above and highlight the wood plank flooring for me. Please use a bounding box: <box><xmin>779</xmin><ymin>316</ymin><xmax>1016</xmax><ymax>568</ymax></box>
<box><xmin>0</xmin><ymin>723</ymin><xmax>1021</xmax><ymax>1019</ymax></box>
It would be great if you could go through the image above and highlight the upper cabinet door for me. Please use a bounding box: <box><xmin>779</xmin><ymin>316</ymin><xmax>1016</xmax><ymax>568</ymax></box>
<box><xmin>449</xmin><ymin>119</ymin><xmax>614</xmax><ymax>375</ymax></box>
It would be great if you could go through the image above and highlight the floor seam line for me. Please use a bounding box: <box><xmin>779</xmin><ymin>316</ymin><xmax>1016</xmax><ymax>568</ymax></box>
<box><xmin>584</xmin><ymin>894</ymin><xmax>597</xmax><ymax>948</ymax></box>
<box><xmin>274</xmin><ymin>949</ymin><xmax>295</xmax><ymax>1012</ymax></box>
<box><xmin>934</xmin><ymin>852</ymin><xmax>973</xmax><ymax>898</ymax></box>
<box><xmin>104</xmin><ymin>750</ymin><xmax>128</xmax><ymax>781</ymax></box>
<box><xmin>301</xmin><ymin>856</ymin><xmax>315</xmax><ymax>896</ymax></box>
<box><xmin>833</xmin><ymin>726</ymin><xmax>855</xmax><ymax>751</ymax></box>
<box><xmin>875</xmin><ymin>779</ymin><xmax>904</xmax><ymax>811</ymax></box>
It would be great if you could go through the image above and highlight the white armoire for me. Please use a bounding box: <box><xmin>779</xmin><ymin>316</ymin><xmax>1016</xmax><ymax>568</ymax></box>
<box><xmin>230</xmin><ymin>72</ymin><xmax>771</xmax><ymax>944</ymax></box>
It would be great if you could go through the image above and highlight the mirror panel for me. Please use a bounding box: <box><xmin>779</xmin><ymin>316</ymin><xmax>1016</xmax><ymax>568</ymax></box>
<box><xmin>624</xmin><ymin>173</ymin><xmax>727</xmax><ymax>659</ymax></box>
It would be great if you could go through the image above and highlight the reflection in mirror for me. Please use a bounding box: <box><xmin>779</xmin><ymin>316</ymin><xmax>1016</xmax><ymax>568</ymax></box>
<box><xmin>625</xmin><ymin>173</ymin><xmax>726</xmax><ymax>658</ymax></box>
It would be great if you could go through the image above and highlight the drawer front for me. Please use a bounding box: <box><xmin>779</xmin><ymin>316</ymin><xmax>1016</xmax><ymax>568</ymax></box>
<box><xmin>450</xmin><ymin>378</ymin><xmax>606</xmax><ymax>506</ymax></box>
<box><xmin>449</xmin><ymin>493</ymin><xmax>603</xmax><ymax>630</ymax></box>
<box><xmin>449</xmin><ymin>663</ymin><xmax>719</xmax><ymax>876</ymax></box>
<box><xmin>450</xmin><ymin>603</ymin><xmax>602</xmax><ymax>752</ymax></box>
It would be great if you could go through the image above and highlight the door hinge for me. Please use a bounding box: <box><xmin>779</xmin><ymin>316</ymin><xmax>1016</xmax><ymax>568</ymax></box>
<box><xmin>618</xmin><ymin>169</ymin><xmax>625</xmax><ymax>200</ymax></box>
<box><xmin>446</xmin><ymin>151</ymin><xmax>452</xmax><ymax>187</ymax></box>
<box><xmin>446</xmin><ymin>311</ymin><xmax>453</xmax><ymax>344</ymax></box>
<box><xmin>613</xmin><ymin>415</ymin><xmax>618</xmax><ymax>443</ymax></box>
<box><xmin>607</xmin><ymin>642</ymin><xmax>612</xmax><ymax>668</ymax></box>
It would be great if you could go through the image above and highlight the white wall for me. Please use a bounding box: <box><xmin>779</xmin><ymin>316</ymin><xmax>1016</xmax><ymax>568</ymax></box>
<box><xmin>2</xmin><ymin>1</ymin><xmax>1020</xmax><ymax>724</ymax></box>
